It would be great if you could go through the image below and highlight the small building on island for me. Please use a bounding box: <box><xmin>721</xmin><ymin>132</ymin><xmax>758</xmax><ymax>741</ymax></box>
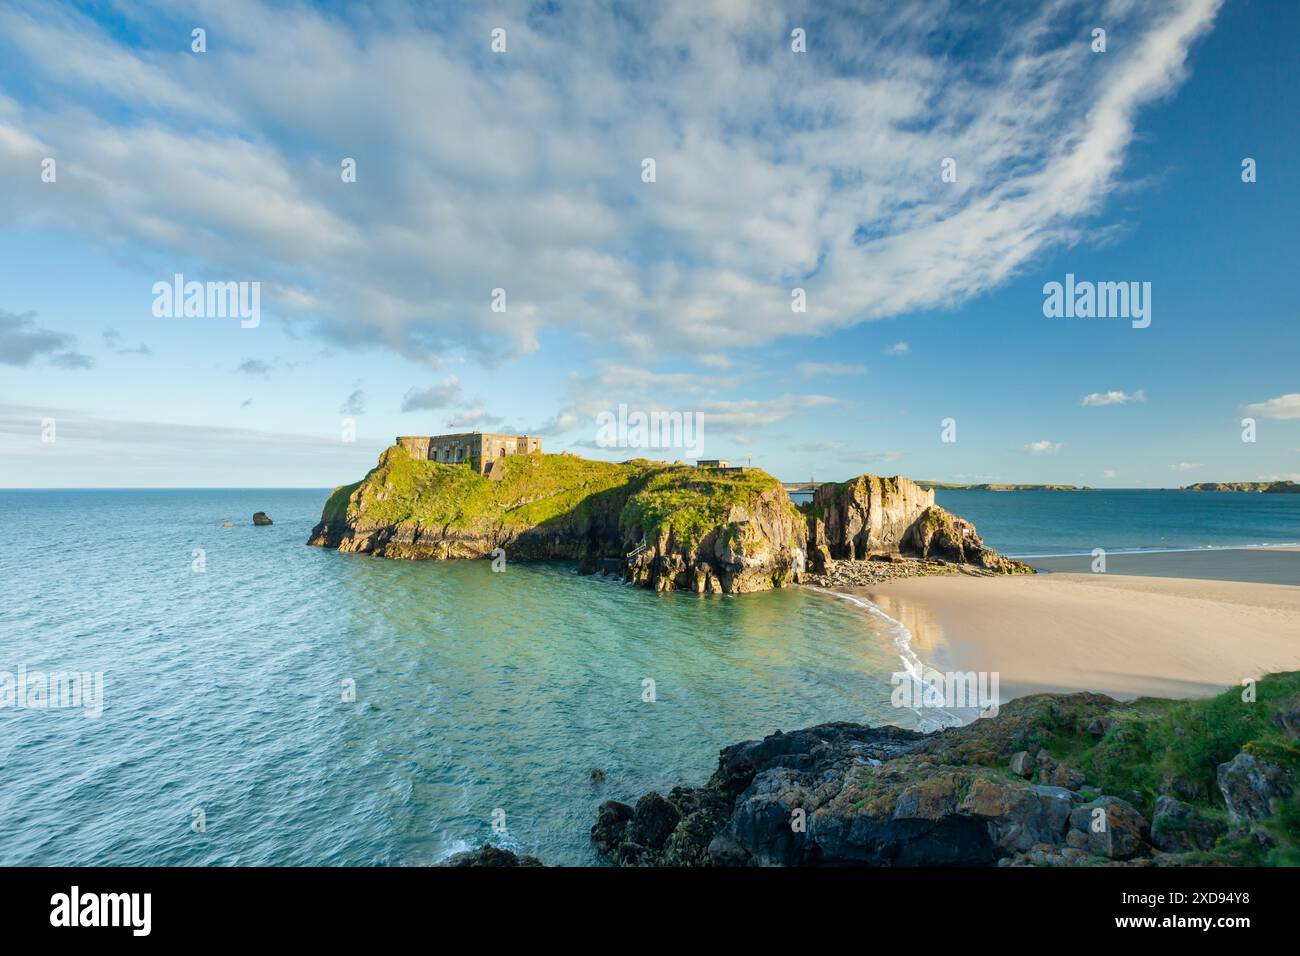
<box><xmin>397</xmin><ymin>432</ymin><xmax>542</xmax><ymax>477</ymax></box>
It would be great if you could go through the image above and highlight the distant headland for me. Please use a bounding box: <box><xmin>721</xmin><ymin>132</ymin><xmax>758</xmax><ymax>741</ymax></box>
<box><xmin>1181</xmin><ymin>481</ymin><xmax>1300</xmax><ymax>493</ymax></box>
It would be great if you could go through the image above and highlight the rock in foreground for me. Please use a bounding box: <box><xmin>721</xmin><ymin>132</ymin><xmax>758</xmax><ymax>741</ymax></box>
<box><xmin>592</xmin><ymin>674</ymin><xmax>1300</xmax><ymax>867</ymax></box>
<box><xmin>439</xmin><ymin>843</ymin><xmax>543</xmax><ymax>867</ymax></box>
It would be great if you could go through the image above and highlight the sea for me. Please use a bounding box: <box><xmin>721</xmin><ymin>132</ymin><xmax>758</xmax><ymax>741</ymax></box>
<box><xmin>1</xmin><ymin>487</ymin><xmax>1297</xmax><ymax>865</ymax></box>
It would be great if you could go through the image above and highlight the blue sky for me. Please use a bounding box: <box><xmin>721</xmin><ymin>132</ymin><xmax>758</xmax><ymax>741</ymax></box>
<box><xmin>1</xmin><ymin>0</ymin><xmax>1296</xmax><ymax>487</ymax></box>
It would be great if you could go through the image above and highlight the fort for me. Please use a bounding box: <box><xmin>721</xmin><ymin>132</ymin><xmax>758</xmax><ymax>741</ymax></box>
<box><xmin>396</xmin><ymin>432</ymin><xmax>542</xmax><ymax>477</ymax></box>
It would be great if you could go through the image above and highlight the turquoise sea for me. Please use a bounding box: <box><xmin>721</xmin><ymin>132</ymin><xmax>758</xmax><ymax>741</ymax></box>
<box><xmin>1</xmin><ymin>488</ymin><xmax>1298</xmax><ymax>865</ymax></box>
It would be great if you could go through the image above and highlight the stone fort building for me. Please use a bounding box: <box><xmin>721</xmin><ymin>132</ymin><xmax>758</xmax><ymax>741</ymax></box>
<box><xmin>397</xmin><ymin>432</ymin><xmax>542</xmax><ymax>476</ymax></box>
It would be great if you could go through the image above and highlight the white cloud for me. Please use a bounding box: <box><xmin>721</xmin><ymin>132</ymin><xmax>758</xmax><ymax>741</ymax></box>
<box><xmin>1171</xmin><ymin>462</ymin><xmax>1200</xmax><ymax>471</ymax></box>
<box><xmin>1081</xmin><ymin>389</ymin><xmax>1146</xmax><ymax>406</ymax></box>
<box><xmin>885</xmin><ymin>343</ymin><xmax>910</xmax><ymax>355</ymax></box>
<box><xmin>1241</xmin><ymin>393</ymin><xmax>1300</xmax><ymax>420</ymax></box>
<box><xmin>0</xmin><ymin>0</ymin><xmax>1223</xmax><ymax>367</ymax></box>
<box><xmin>1024</xmin><ymin>440</ymin><xmax>1064</xmax><ymax>455</ymax></box>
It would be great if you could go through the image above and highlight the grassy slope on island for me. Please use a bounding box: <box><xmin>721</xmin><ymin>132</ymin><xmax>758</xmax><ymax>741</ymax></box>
<box><xmin>621</xmin><ymin>466</ymin><xmax>798</xmax><ymax>547</ymax></box>
<box><xmin>321</xmin><ymin>445</ymin><xmax>797</xmax><ymax>548</ymax></box>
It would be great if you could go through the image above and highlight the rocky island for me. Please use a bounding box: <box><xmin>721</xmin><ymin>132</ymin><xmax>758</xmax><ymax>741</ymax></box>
<box><xmin>592</xmin><ymin>673</ymin><xmax>1300</xmax><ymax>867</ymax></box>
<box><xmin>1181</xmin><ymin>481</ymin><xmax>1300</xmax><ymax>493</ymax></box>
<box><xmin>308</xmin><ymin>442</ymin><xmax>1029</xmax><ymax>593</ymax></box>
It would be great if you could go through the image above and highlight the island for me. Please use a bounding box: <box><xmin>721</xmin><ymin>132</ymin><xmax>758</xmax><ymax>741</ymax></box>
<box><xmin>308</xmin><ymin>432</ymin><xmax>1030</xmax><ymax>593</ymax></box>
<box><xmin>1181</xmin><ymin>481</ymin><xmax>1300</xmax><ymax>493</ymax></box>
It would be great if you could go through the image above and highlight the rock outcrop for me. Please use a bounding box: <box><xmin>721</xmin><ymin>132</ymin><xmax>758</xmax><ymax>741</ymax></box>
<box><xmin>591</xmin><ymin>674</ymin><xmax>1300</xmax><ymax>867</ymax></box>
<box><xmin>439</xmin><ymin>843</ymin><xmax>543</xmax><ymax>867</ymax></box>
<box><xmin>622</xmin><ymin>481</ymin><xmax>807</xmax><ymax>594</ymax></box>
<box><xmin>252</xmin><ymin>511</ymin><xmax>273</xmax><ymax>526</ymax></box>
<box><xmin>808</xmin><ymin>474</ymin><xmax>1031</xmax><ymax>575</ymax></box>
<box><xmin>1216</xmin><ymin>752</ymin><xmax>1293</xmax><ymax>823</ymax></box>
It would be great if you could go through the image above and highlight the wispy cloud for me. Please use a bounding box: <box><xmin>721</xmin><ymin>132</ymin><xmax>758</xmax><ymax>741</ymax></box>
<box><xmin>0</xmin><ymin>0</ymin><xmax>1223</xmax><ymax>368</ymax></box>
<box><xmin>1024</xmin><ymin>440</ymin><xmax>1064</xmax><ymax>455</ymax></box>
<box><xmin>797</xmin><ymin>362</ymin><xmax>866</xmax><ymax>377</ymax></box>
<box><xmin>102</xmin><ymin>327</ymin><xmax>152</xmax><ymax>357</ymax></box>
<box><xmin>401</xmin><ymin>376</ymin><xmax>462</xmax><ymax>412</ymax></box>
<box><xmin>339</xmin><ymin>387</ymin><xmax>367</xmax><ymax>416</ymax></box>
<box><xmin>0</xmin><ymin>308</ymin><xmax>92</xmax><ymax>369</ymax></box>
<box><xmin>884</xmin><ymin>343</ymin><xmax>910</xmax><ymax>356</ymax></box>
<box><xmin>235</xmin><ymin>358</ymin><xmax>271</xmax><ymax>378</ymax></box>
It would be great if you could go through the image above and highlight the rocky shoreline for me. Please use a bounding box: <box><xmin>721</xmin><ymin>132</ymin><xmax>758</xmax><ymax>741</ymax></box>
<box><xmin>801</xmin><ymin>555</ymin><xmax>988</xmax><ymax>588</ymax></box>
<box><xmin>590</xmin><ymin>676</ymin><xmax>1300</xmax><ymax>867</ymax></box>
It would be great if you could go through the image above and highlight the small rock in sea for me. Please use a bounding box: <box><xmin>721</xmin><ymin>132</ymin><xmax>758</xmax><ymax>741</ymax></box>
<box><xmin>589</xmin><ymin>768</ymin><xmax>606</xmax><ymax>783</ymax></box>
<box><xmin>253</xmin><ymin>512</ymin><xmax>273</xmax><ymax>526</ymax></box>
<box><xmin>440</xmin><ymin>843</ymin><xmax>542</xmax><ymax>867</ymax></box>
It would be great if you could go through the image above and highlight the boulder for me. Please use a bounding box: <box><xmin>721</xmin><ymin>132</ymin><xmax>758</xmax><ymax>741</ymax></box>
<box><xmin>440</xmin><ymin>843</ymin><xmax>542</xmax><ymax>866</ymax></box>
<box><xmin>958</xmin><ymin>778</ymin><xmax>1075</xmax><ymax>853</ymax></box>
<box><xmin>1216</xmin><ymin>752</ymin><xmax>1293</xmax><ymax>823</ymax></box>
<box><xmin>1009</xmin><ymin>751</ymin><xmax>1036</xmax><ymax>778</ymax></box>
<box><xmin>252</xmin><ymin>511</ymin><xmax>273</xmax><ymax>526</ymax></box>
<box><xmin>1066</xmin><ymin>797</ymin><xmax>1149</xmax><ymax>860</ymax></box>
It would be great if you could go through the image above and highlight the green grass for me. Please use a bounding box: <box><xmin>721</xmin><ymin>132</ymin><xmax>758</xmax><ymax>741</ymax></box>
<box><xmin>323</xmin><ymin>445</ymin><xmax>797</xmax><ymax>548</ymax></box>
<box><xmin>1027</xmin><ymin>674</ymin><xmax>1300</xmax><ymax>864</ymax></box>
<box><xmin>620</xmin><ymin>466</ymin><xmax>792</xmax><ymax>547</ymax></box>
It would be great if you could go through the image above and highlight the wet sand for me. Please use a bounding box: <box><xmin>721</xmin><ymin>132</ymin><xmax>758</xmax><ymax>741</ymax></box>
<box><xmin>1022</xmin><ymin>545</ymin><xmax>1300</xmax><ymax>585</ymax></box>
<box><xmin>854</xmin><ymin>549</ymin><xmax>1300</xmax><ymax>703</ymax></box>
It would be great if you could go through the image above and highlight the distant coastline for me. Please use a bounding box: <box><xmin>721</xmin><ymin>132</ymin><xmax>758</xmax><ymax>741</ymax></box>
<box><xmin>917</xmin><ymin>481</ymin><xmax>1091</xmax><ymax>491</ymax></box>
<box><xmin>1180</xmin><ymin>480</ymin><xmax>1300</xmax><ymax>493</ymax></box>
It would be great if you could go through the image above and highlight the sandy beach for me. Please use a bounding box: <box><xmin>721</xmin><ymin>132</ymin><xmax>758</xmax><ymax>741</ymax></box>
<box><xmin>857</xmin><ymin>555</ymin><xmax>1300</xmax><ymax>703</ymax></box>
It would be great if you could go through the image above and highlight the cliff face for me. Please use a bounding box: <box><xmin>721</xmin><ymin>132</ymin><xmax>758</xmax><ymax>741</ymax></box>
<box><xmin>308</xmin><ymin>446</ymin><xmax>807</xmax><ymax>593</ymax></box>
<box><xmin>809</xmin><ymin>474</ymin><xmax>1030</xmax><ymax>574</ymax></box>
<box><xmin>812</xmin><ymin>475</ymin><xmax>935</xmax><ymax>559</ymax></box>
<box><xmin>624</xmin><ymin>479</ymin><xmax>807</xmax><ymax>594</ymax></box>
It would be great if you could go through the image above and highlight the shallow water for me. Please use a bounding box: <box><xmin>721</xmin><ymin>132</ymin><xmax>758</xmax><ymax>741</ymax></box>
<box><xmin>0</xmin><ymin>489</ymin><xmax>913</xmax><ymax>866</ymax></box>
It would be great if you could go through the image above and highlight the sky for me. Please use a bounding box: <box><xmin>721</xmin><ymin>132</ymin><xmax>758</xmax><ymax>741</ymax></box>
<box><xmin>0</xmin><ymin>0</ymin><xmax>1296</xmax><ymax>488</ymax></box>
